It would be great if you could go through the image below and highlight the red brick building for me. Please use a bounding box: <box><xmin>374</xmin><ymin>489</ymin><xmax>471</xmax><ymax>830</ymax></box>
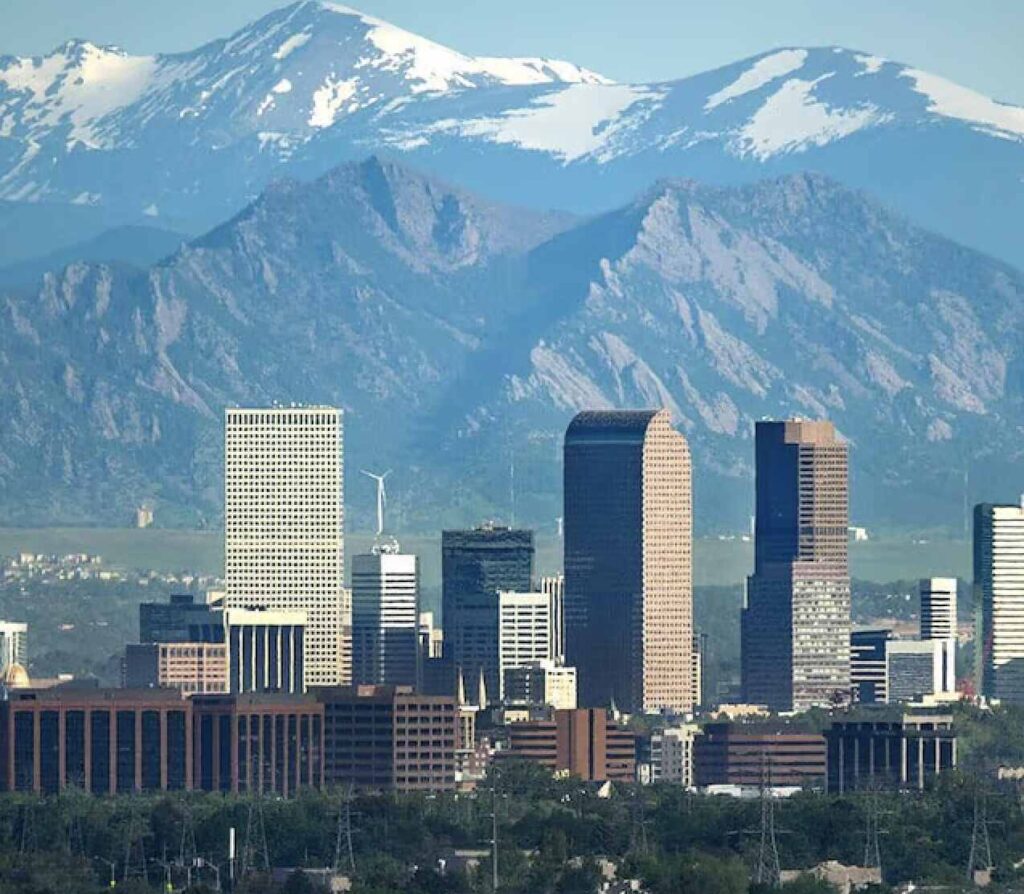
<box><xmin>499</xmin><ymin>708</ymin><xmax>636</xmax><ymax>782</ymax></box>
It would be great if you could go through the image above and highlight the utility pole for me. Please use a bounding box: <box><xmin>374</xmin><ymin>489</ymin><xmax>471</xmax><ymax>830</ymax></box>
<box><xmin>488</xmin><ymin>788</ymin><xmax>499</xmax><ymax>892</ymax></box>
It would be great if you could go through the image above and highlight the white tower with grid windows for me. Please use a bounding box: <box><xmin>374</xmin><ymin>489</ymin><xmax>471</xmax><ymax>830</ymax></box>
<box><xmin>224</xmin><ymin>406</ymin><xmax>349</xmax><ymax>687</ymax></box>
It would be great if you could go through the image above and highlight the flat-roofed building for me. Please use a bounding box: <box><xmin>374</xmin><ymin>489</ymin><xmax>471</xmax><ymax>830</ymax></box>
<box><xmin>742</xmin><ymin>420</ymin><xmax>851</xmax><ymax>712</ymax></box>
<box><xmin>225</xmin><ymin>406</ymin><xmax>348</xmax><ymax>687</ymax></box>
<box><xmin>124</xmin><ymin>642</ymin><xmax>229</xmax><ymax>695</ymax></box>
<box><xmin>693</xmin><ymin>723</ymin><xmax>827</xmax><ymax>789</ymax></box>
<box><xmin>564</xmin><ymin>410</ymin><xmax>693</xmax><ymax>714</ymax></box>
<box><xmin>851</xmin><ymin>628</ymin><xmax>892</xmax><ymax>704</ymax></box>
<box><xmin>0</xmin><ymin>622</ymin><xmax>27</xmax><ymax>676</ymax></box>
<box><xmin>352</xmin><ymin>546</ymin><xmax>419</xmax><ymax>688</ymax></box>
<box><xmin>651</xmin><ymin>724</ymin><xmax>700</xmax><ymax>787</ymax></box>
<box><xmin>498</xmin><ymin>591</ymin><xmax>555</xmax><ymax>700</ymax></box>
<box><xmin>0</xmin><ymin>687</ymin><xmax>193</xmax><ymax>794</ymax></box>
<box><xmin>442</xmin><ymin>525</ymin><xmax>534</xmax><ymax>705</ymax></box>
<box><xmin>191</xmin><ymin>693</ymin><xmax>324</xmax><ymax>797</ymax></box>
<box><xmin>315</xmin><ymin>685</ymin><xmax>457</xmax><ymax>792</ymax></box>
<box><xmin>886</xmin><ymin>639</ymin><xmax>949</xmax><ymax>704</ymax></box>
<box><xmin>140</xmin><ymin>594</ymin><xmax>222</xmax><ymax>644</ymax></box>
<box><xmin>223</xmin><ymin>606</ymin><xmax>307</xmax><ymax>694</ymax></box>
<box><xmin>498</xmin><ymin>708</ymin><xmax>636</xmax><ymax>782</ymax></box>
<box><xmin>503</xmin><ymin>660</ymin><xmax>578</xmax><ymax>710</ymax></box>
<box><xmin>826</xmin><ymin>708</ymin><xmax>956</xmax><ymax>793</ymax></box>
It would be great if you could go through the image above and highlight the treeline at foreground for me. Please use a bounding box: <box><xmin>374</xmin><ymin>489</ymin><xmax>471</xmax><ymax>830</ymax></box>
<box><xmin>2</xmin><ymin>762</ymin><xmax>1024</xmax><ymax>894</ymax></box>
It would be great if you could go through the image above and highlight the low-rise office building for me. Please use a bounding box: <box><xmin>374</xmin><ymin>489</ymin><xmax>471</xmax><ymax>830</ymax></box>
<box><xmin>826</xmin><ymin>708</ymin><xmax>956</xmax><ymax>793</ymax></box>
<box><xmin>192</xmin><ymin>693</ymin><xmax>324</xmax><ymax>797</ymax></box>
<box><xmin>316</xmin><ymin>685</ymin><xmax>458</xmax><ymax>792</ymax></box>
<box><xmin>503</xmin><ymin>660</ymin><xmax>578</xmax><ymax>710</ymax></box>
<box><xmin>651</xmin><ymin>724</ymin><xmax>700</xmax><ymax>787</ymax></box>
<box><xmin>124</xmin><ymin>642</ymin><xmax>229</xmax><ymax>695</ymax></box>
<box><xmin>0</xmin><ymin>686</ymin><xmax>193</xmax><ymax>794</ymax></box>
<box><xmin>693</xmin><ymin>723</ymin><xmax>827</xmax><ymax>789</ymax></box>
<box><xmin>498</xmin><ymin>708</ymin><xmax>636</xmax><ymax>782</ymax></box>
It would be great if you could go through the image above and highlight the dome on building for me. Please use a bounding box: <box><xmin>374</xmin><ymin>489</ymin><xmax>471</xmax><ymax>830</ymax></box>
<box><xmin>4</xmin><ymin>662</ymin><xmax>30</xmax><ymax>688</ymax></box>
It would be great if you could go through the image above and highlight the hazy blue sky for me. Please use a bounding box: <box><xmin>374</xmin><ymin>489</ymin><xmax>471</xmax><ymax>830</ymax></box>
<box><xmin>3</xmin><ymin>0</ymin><xmax>1022</xmax><ymax>103</ymax></box>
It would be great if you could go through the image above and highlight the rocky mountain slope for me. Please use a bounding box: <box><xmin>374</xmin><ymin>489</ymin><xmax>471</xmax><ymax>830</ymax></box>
<box><xmin>0</xmin><ymin>158</ymin><xmax>1020</xmax><ymax>531</ymax></box>
<box><xmin>0</xmin><ymin>3</ymin><xmax>1022</xmax><ymax>269</ymax></box>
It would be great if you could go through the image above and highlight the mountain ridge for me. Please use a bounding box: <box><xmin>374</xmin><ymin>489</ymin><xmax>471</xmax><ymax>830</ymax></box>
<box><xmin>0</xmin><ymin>5</ymin><xmax>1022</xmax><ymax>268</ymax></box>
<box><xmin>0</xmin><ymin>158</ymin><xmax>1020</xmax><ymax>532</ymax></box>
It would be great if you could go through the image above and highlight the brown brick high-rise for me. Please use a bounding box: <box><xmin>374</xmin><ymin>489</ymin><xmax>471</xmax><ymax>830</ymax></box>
<box><xmin>742</xmin><ymin>420</ymin><xmax>851</xmax><ymax>711</ymax></box>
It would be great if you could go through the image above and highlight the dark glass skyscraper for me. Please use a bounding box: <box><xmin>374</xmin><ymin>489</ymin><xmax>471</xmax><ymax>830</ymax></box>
<box><xmin>441</xmin><ymin>525</ymin><xmax>534</xmax><ymax>703</ymax></box>
<box><xmin>742</xmin><ymin>420</ymin><xmax>850</xmax><ymax>711</ymax></box>
<box><xmin>563</xmin><ymin>410</ymin><xmax>693</xmax><ymax>715</ymax></box>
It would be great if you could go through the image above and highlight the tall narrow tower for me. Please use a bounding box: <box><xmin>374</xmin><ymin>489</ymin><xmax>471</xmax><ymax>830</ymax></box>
<box><xmin>563</xmin><ymin>409</ymin><xmax>693</xmax><ymax>714</ymax></box>
<box><xmin>351</xmin><ymin>471</ymin><xmax>419</xmax><ymax>687</ymax></box>
<box><xmin>920</xmin><ymin>577</ymin><xmax>957</xmax><ymax>693</ymax></box>
<box><xmin>742</xmin><ymin>419</ymin><xmax>850</xmax><ymax>711</ymax></box>
<box><xmin>441</xmin><ymin>524</ymin><xmax>534</xmax><ymax>703</ymax></box>
<box><xmin>224</xmin><ymin>406</ymin><xmax>348</xmax><ymax>687</ymax></box>
<box><xmin>975</xmin><ymin>499</ymin><xmax>1024</xmax><ymax>703</ymax></box>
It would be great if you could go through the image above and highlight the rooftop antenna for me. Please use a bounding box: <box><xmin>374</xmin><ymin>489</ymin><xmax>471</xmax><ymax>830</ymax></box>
<box><xmin>360</xmin><ymin>469</ymin><xmax>391</xmax><ymax>538</ymax></box>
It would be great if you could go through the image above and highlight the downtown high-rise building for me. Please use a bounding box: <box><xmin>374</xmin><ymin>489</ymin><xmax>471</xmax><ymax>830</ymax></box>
<box><xmin>352</xmin><ymin>545</ymin><xmax>419</xmax><ymax>688</ymax></box>
<box><xmin>564</xmin><ymin>409</ymin><xmax>693</xmax><ymax>714</ymax></box>
<box><xmin>920</xmin><ymin>576</ymin><xmax>957</xmax><ymax>694</ymax></box>
<box><xmin>224</xmin><ymin>406</ymin><xmax>349</xmax><ymax>687</ymax></box>
<box><xmin>497</xmin><ymin>591</ymin><xmax>556</xmax><ymax>701</ymax></box>
<box><xmin>975</xmin><ymin>500</ymin><xmax>1024</xmax><ymax>703</ymax></box>
<box><xmin>741</xmin><ymin>419</ymin><xmax>851</xmax><ymax>712</ymax></box>
<box><xmin>441</xmin><ymin>524</ymin><xmax>534</xmax><ymax>703</ymax></box>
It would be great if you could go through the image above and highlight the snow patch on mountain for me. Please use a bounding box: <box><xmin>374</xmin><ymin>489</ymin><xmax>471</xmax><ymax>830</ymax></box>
<box><xmin>903</xmin><ymin>69</ymin><xmax>1024</xmax><ymax>139</ymax></box>
<box><xmin>705</xmin><ymin>49</ymin><xmax>807</xmax><ymax>110</ymax></box>
<box><xmin>309</xmin><ymin>76</ymin><xmax>361</xmax><ymax>127</ymax></box>
<box><xmin>419</xmin><ymin>83</ymin><xmax>663</xmax><ymax>163</ymax></box>
<box><xmin>0</xmin><ymin>42</ymin><xmax>157</xmax><ymax>146</ymax></box>
<box><xmin>272</xmin><ymin>31</ymin><xmax>312</xmax><ymax>60</ymax></box>
<box><xmin>735</xmin><ymin>76</ymin><xmax>889</xmax><ymax>158</ymax></box>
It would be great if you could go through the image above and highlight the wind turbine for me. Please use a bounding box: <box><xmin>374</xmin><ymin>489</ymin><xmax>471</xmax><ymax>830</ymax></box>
<box><xmin>360</xmin><ymin>469</ymin><xmax>391</xmax><ymax>538</ymax></box>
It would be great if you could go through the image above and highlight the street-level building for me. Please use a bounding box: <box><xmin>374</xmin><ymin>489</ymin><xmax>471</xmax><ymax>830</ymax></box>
<box><xmin>503</xmin><ymin>660</ymin><xmax>578</xmax><ymax>710</ymax></box>
<box><xmin>651</xmin><ymin>724</ymin><xmax>700</xmax><ymax>788</ymax></box>
<box><xmin>497</xmin><ymin>708</ymin><xmax>636</xmax><ymax>782</ymax></box>
<box><xmin>315</xmin><ymin>685</ymin><xmax>458</xmax><ymax>792</ymax></box>
<box><xmin>223</xmin><ymin>606</ymin><xmax>307</xmax><ymax>694</ymax></box>
<box><xmin>0</xmin><ymin>686</ymin><xmax>193</xmax><ymax>794</ymax></box>
<box><xmin>826</xmin><ymin>708</ymin><xmax>956</xmax><ymax>792</ymax></box>
<box><xmin>693</xmin><ymin>723</ymin><xmax>827</xmax><ymax>789</ymax></box>
<box><xmin>124</xmin><ymin>642</ymin><xmax>229</xmax><ymax>695</ymax></box>
<box><xmin>191</xmin><ymin>693</ymin><xmax>324</xmax><ymax>797</ymax></box>
<box><xmin>886</xmin><ymin>639</ymin><xmax>950</xmax><ymax>704</ymax></box>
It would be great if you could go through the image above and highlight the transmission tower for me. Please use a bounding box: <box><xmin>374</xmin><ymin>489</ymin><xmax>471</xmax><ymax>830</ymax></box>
<box><xmin>862</xmin><ymin>790</ymin><xmax>883</xmax><ymax>871</ymax></box>
<box><xmin>240</xmin><ymin>797</ymin><xmax>270</xmax><ymax>877</ymax></box>
<box><xmin>333</xmin><ymin>785</ymin><xmax>357</xmax><ymax>873</ymax></box>
<box><xmin>18</xmin><ymin>801</ymin><xmax>37</xmax><ymax>855</ymax></box>
<box><xmin>966</xmin><ymin>789</ymin><xmax>994</xmax><ymax>884</ymax></box>
<box><xmin>122</xmin><ymin>810</ymin><xmax>149</xmax><ymax>883</ymax></box>
<box><xmin>178</xmin><ymin>802</ymin><xmax>199</xmax><ymax>887</ymax></box>
<box><xmin>754</xmin><ymin>755</ymin><xmax>781</xmax><ymax>888</ymax></box>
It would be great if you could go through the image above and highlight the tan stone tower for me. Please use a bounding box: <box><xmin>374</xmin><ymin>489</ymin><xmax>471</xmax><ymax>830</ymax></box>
<box><xmin>564</xmin><ymin>409</ymin><xmax>693</xmax><ymax>714</ymax></box>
